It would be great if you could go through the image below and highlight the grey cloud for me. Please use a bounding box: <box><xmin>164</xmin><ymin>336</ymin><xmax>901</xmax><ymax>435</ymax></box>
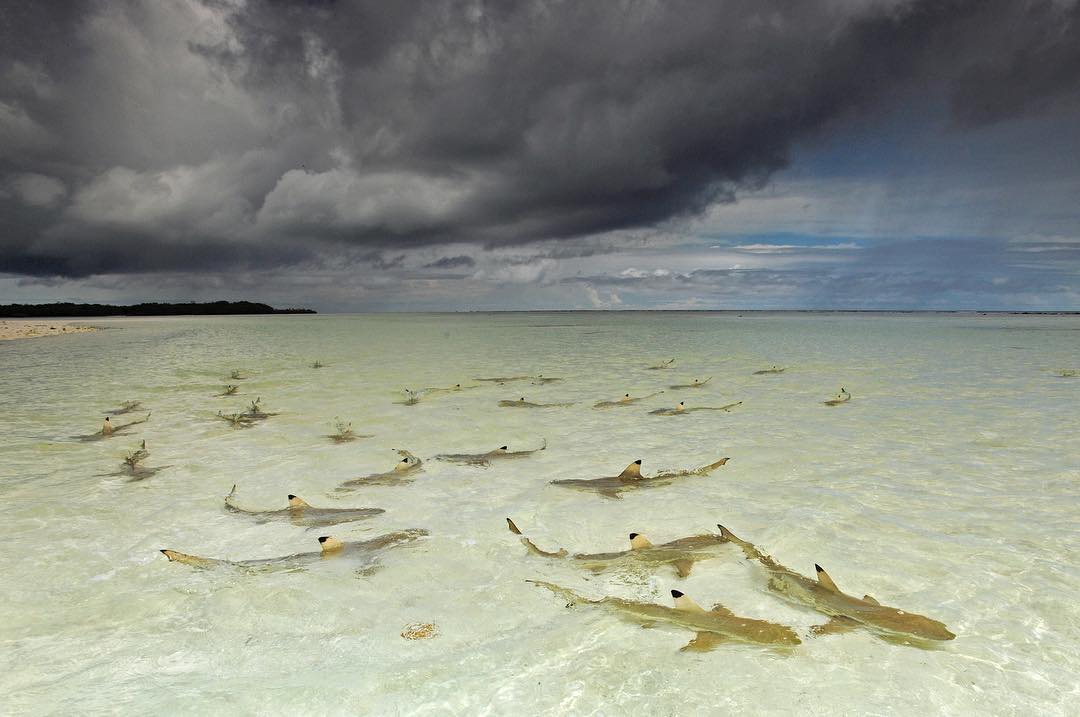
<box><xmin>2</xmin><ymin>0</ymin><xmax>1080</xmax><ymax>280</ymax></box>
<box><xmin>422</xmin><ymin>255</ymin><xmax>475</xmax><ymax>269</ymax></box>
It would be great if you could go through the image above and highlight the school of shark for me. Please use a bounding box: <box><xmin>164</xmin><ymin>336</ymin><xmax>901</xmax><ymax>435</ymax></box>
<box><xmin>87</xmin><ymin>359</ymin><xmax>957</xmax><ymax>654</ymax></box>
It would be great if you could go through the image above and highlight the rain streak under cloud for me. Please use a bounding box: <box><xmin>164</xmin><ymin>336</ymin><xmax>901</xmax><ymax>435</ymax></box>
<box><xmin>1</xmin><ymin>0</ymin><xmax>1079</xmax><ymax>310</ymax></box>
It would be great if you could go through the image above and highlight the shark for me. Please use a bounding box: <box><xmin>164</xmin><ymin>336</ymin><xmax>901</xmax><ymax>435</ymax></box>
<box><xmin>647</xmin><ymin>358</ymin><xmax>676</xmax><ymax>370</ymax></box>
<box><xmin>398</xmin><ymin>388</ymin><xmax>423</xmax><ymax>405</ymax></box>
<box><xmin>434</xmin><ymin>440</ymin><xmax>547</xmax><ymax>467</ymax></box>
<box><xmin>593</xmin><ymin>391</ymin><xmax>665</xmax><ymax>409</ymax></box>
<box><xmin>528</xmin><ymin>581</ymin><xmax>801</xmax><ymax>651</ymax></box>
<box><xmin>649</xmin><ymin>401</ymin><xmax>742</xmax><ymax>416</ymax></box>
<box><xmin>106</xmin><ymin>400</ymin><xmax>143</xmax><ymax>415</ymax></box>
<box><xmin>217</xmin><ymin>398</ymin><xmax>278</xmax><ymax>426</ymax></box>
<box><xmin>823</xmin><ymin>388</ymin><xmax>851</xmax><ymax>406</ymax></box>
<box><xmin>498</xmin><ymin>397</ymin><xmax>575</xmax><ymax>408</ymax></box>
<box><xmin>336</xmin><ymin>450</ymin><xmax>423</xmax><ymax>490</ymax></box>
<box><xmin>76</xmin><ymin>412</ymin><xmax>151</xmax><ymax>442</ymax></box>
<box><xmin>752</xmin><ymin>366</ymin><xmax>786</xmax><ymax>375</ymax></box>
<box><xmin>715</xmin><ymin>524</ymin><xmax>956</xmax><ymax>645</ymax></box>
<box><xmin>507</xmin><ymin>519</ymin><xmax>730</xmax><ymax>577</ymax></box>
<box><xmin>95</xmin><ymin>440</ymin><xmax>170</xmax><ymax>481</ymax></box>
<box><xmin>225</xmin><ymin>485</ymin><xmax>385</xmax><ymax>527</ymax></box>
<box><xmin>551</xmin><ymin>457</ymin><xmax>730</xmax><ymax>499</ymax></box>
<box><xmin>532</xmin><ymin>375</ymin><xmax>563</xmax><ymax>384</ymax></box>
<box><xmin>668</xmin><ymin>377</ymin><xmax>712</xmax><ymax>389</ymax></box>
<box><xmin>160</xmin><ymin>530</ymin><xmax>428</xmax><ymax>572</ymax></box>
<box><xmin>421</xmin><ymin>383</ymin><xmax>477</xmax><ymax>396</ymax></box>
<box><xmin>474</xmin><ymin>375</ymin><xmax>533</xmax><ymax>384</ymax></box>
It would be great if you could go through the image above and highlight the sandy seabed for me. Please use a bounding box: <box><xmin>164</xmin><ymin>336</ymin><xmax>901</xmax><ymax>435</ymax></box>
<box><xmin>0</xmin><ymin>320</ymin><xmax>99</xmax><ymax>340</ymax></box>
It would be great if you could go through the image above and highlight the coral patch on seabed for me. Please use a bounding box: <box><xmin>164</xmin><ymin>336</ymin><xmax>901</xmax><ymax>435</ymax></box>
<box><xmin>401</xmin><ymin>623</ymin><xmax>439</xmax><ymax>640</ymax></box>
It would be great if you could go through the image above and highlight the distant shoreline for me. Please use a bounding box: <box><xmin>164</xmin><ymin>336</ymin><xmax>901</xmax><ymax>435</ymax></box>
<box><xmin>0</xmin><ymin>301</ymin><xmax>316</xmax><ymax>318</ymax></box>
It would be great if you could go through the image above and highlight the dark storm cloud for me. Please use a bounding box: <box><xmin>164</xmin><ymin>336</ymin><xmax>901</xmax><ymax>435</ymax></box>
<box><xmin>422</xmin><ymin>255</ymin><xmax>475</xmax><ymax>269</ymax></box>
<box><xmin>2</xmin><ymin>0</ymin><xmax>1079</xmax><ymax>278</ymax></box>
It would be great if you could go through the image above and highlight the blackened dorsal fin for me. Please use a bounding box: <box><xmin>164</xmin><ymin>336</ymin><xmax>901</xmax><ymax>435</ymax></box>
<box><xmin>815</xmin><ymin>564</ymin><xmax>841</xmax><ymax>592</ymax></box>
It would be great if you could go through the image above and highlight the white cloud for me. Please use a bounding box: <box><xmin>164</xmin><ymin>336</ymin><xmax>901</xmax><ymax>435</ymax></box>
<box><xmin>583</xmin><ymin>285</ymin><xmax>623</xmax><ymax>309</ymax></box>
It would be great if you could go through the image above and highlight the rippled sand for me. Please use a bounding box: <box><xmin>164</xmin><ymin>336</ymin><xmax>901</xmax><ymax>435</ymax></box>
<box><xmin>1</xmin><ymin>313</ymin><xmax>1077</xmax><ymax>715</ymax></box>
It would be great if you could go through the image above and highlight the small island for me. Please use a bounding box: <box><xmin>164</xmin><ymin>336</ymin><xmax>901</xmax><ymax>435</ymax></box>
<box><xmin>0</xmin><ymin>301</ymin><xmax>316</xmax><ymax>318</ymax></box>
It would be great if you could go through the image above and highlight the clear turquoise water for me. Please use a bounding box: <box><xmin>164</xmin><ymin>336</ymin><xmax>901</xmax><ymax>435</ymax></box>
<box><xmin>1</xmin><ymin>313</ymin><xmax>1077</xmax><ymax>715</ymax></box>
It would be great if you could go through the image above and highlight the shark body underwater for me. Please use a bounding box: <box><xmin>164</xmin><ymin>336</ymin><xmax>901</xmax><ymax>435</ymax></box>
<box><xmin>497</xmin><ymin>398</ymin><xmax>574</xmax><ymax>408</ymax></box>
<box><xmin>160</xmin><ymin>530</ymin><xmax>428</xmax><ymax>571</ymax></box>
<box><xmin>551</xmin><ymin>457</ymin><xmax>730</xmax><ymax>499</ymax></box>
<box><xmin>435</xmin><ymin>440</ymin><xmax>547</xmax><ymax>467</ymax></box>
<box><xmin>336</xmin><ymin>450</ymin><xmax>423</xmax><ymax>490</ymax></box>
<box><xmin>529</xmin><ymin>581</ymin><xmax>801</xmax><ymax>651</ymax></box>
<box><xmin>75</xmin><ymin>412</ymin><xmax>151</xmax><ymax>441</ymax></box>
<box><xmin>593</xmin><ymin>391</ymin><xmax>665</xmax><ymax>409</ymax></box>
<box><xmin>649</xmin><ymin>401</ymin><xmax>742</xmax><ymax>416</ymax></box>
<box><xmin>225</xmin><ymin>485</ymin><xmax>384</xmax><ymax>528</ymax></box>
<box><xmin>823</xmin><ymin>388</ymin><xmax>851</xmax><ymax>406</ymax></box>
<box><xmin>668</xmin><ymin>378</ymin><xmax>711</xmax><ymax>389</ymax></box>
<box><xmin>716</xmin><ymin>524</ymin><xmax>955</xmax><ymax>645</ymax></box>
<box><xmin>507</xmin><ymin>519</ymin><xmax>729</xmax><ymax>577</ymax></box>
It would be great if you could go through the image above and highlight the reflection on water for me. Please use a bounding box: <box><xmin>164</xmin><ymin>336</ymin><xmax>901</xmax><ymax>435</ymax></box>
<box><xmin>1</xmin><ymin>313</ymin><xmax>1078</xmax><ymax>715</ymax></box>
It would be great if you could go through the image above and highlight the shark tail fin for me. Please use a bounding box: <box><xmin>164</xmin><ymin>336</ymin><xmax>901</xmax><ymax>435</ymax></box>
<box><xmin>710</xmin><ymin>603</ymin><xmax>734</xmax><ymax>616</ymax></box>
<box><xmin>815</xmin><ymin>564</ymin><xmax>841</xmax><ymax>592</ymax></box>
<box><xmin>695</xmin><ymin>457</ymin><xmax>731</xmax><ymax>474</ymax></box>
<box><xmin>862</xmin><ymin>594</ymin><xmax>880</xmax><ymax>605</ymax></box>
<box><xmin>716</xmin><ymin>523</ymin><xmax>769</xmax><ymax>563</ymax></box>
<box><xmin>159</xmin><ymin>549</ymin><xmax>219</xmax><ymax>568</ymax></box>
<box><xmin>224</xmin><ymin>484</ymin><xmax>241</xmax><ymax>510</ymax></box>
<box><xmin>508</xmin><ymin>519</ymin><xmax>569</xmax><ymax>558</ymax></box>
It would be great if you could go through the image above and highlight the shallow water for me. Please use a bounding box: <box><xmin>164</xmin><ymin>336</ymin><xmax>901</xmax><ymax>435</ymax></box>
<box><xmin>1</xmin><ymin>312</ymin><xmax>1078</xmax><ymax>716</ymax></box>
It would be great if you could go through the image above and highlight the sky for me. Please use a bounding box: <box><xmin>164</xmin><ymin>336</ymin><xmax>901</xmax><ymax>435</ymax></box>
<box><xmin>1</xmin><ymin>0</ymin><xmax>1079</xmax><ymax>311</ymax></box>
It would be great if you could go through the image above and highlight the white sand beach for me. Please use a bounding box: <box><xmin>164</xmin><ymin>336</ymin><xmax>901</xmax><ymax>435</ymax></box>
<box><xmin>0</xmin><ymin>319</ymin><xmax>99</xmax><ymax>341</ymax></box>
